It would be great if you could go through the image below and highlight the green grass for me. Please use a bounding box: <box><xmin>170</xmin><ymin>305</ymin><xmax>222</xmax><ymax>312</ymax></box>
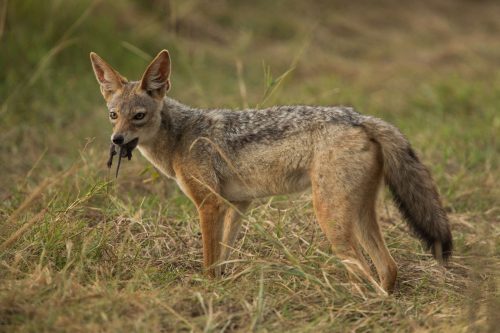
<box><xmin>1</xmin><ymin>0</ymin><xmax>499</xmax><ymax>332</ymax></box>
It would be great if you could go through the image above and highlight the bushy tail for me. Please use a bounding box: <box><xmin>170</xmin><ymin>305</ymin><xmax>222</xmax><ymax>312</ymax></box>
<box><xmin>360</xmin><ymin>116</ymin><xmax>452</xmax><ymax>262</ymax></box>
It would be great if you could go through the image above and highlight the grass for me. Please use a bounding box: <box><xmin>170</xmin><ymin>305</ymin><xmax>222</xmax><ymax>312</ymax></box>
<box><xmin>1</xmin><ymin>0</ymin><xmax>499</xmax><ymax>331</ymax></box>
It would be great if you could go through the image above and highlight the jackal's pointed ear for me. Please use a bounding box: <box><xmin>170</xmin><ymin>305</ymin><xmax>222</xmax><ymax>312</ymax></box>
<box><xmin>139</xmin><ymin>50</ymin><xmax>171</xmax><ymax>99</ymax></box>
<box><xmin>90</xmin><ymin>52</ymin><xmax>128</xmax><ymax>100</ymax></box>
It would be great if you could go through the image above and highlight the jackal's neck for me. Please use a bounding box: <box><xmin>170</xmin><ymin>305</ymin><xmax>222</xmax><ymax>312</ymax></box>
<box><xmin>137</xmin><ymin>97</ymin><xmax>197</xmax><ymax>179</ymax></box>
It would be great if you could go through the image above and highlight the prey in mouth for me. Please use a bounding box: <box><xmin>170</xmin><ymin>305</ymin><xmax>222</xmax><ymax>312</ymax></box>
<box><xmin>106</xmin><ymin>138</ymin><xmax>139</xmax><ymax>178</ymax></box>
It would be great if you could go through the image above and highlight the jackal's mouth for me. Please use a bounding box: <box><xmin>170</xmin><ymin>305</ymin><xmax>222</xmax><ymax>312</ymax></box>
<box><xmin>121</xmin><ymin>137</ymin><xmax>139</xmax><ymax>154</ymax></box>
<box><xmin>106</xmin><ymin>138</ymin><xmax>139</xmax><ymax>178</ymax></box>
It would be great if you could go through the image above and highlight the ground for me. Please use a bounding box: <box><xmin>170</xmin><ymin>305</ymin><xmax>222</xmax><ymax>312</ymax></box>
<box><xmin>0</xmin><ymin>0</ymin><xmax>498</xmax><ymax>332</ymax></box>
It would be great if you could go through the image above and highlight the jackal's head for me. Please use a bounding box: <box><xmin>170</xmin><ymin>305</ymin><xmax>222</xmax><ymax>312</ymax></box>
<box><xmin>90</xmin><ymin>50</ymin><xmax>171</xmax><ymax>148</ymax></box>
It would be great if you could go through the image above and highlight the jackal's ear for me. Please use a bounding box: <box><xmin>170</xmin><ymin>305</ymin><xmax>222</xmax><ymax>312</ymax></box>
<box><xmin>139</xmin><ymin>50</ymin><xmax>171</xmax><ymax>99</ymax></box>
<box><xmin>90</xmin><ymin>52</ymin><xmax>128</xmax><ymax>100</ymax></box>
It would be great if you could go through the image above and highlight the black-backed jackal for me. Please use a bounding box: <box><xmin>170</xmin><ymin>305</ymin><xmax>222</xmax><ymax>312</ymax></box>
<box><xmin>90</xmin><ymin>50</ymin><xmax>452</xmax><ymax>294</ymax></box>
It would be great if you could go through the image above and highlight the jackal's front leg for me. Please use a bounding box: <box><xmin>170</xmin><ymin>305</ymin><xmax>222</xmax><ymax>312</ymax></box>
<box><xmin>219</xmin><ymin>201</ymin><xmax>250</xmax><ymax>273</ymax></box>
<box><xmin>197</xmin><ymin>201</ymin><xmax>226</xmax><ymax>277</ymax></box>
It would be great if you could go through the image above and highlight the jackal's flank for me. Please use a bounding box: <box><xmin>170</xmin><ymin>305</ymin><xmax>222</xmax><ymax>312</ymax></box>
<box><xmin>90</xmin><ymin>49</ymin><xmax>452</xmax><ymax>294</ymax></box>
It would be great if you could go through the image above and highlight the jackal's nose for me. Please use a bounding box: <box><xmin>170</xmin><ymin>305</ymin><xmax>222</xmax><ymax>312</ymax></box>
<box><xmin>112</xmin><ymin>134</ymin><xmax>124</xmax><ymax>145</ymax></box>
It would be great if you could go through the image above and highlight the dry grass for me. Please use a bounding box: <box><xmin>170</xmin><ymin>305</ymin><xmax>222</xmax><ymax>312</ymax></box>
<box><xmin>0</xmin><ymin>0</ymin><xmax>499</xmax><ymax>332</ymax></box>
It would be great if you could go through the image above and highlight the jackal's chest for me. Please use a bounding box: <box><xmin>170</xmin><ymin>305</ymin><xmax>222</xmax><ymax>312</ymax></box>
<box><xmin>137</xmin><ymin>146</ymin><xmax>176</xmax><ymax>180</ymax></box>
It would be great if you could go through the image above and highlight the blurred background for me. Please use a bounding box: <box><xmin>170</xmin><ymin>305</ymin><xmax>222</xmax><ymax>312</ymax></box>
<box><xmin>0</xmin><ymin>1</ymin><xmax>499</xmax><ymax>331</ymax></box>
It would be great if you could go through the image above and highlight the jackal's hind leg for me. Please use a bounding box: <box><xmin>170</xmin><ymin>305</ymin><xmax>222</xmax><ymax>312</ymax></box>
<box><xmin>311</xmin><ymin>189</ymin><xmax>387</xmax><ymax>296</ymax></box>
<box><xmin>355</xmin><ymin>205</ymin><xmax>398</xmax><ymax>293</ymax></box>
<box><xmin>310</xmin><ymin>140</ymin><xmax>388</xmax><ymax>295</ymax></box>
<box><xmin>352</xmin><ymin>144</ymin><xmax>398</xmax><ymax>293</ymax></box>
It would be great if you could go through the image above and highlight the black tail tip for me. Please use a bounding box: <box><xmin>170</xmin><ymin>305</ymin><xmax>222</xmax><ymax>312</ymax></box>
<box><xmin>430</xmin><ymin>238</ymin><xmax>453</xmax><ymax>264</ymax></box>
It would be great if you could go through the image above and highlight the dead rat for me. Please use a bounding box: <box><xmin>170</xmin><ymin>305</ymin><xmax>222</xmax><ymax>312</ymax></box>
<box><xmin>106</xmin><ymin>138</ymin><xmax>139</xmax><ymax>178</ymax></box>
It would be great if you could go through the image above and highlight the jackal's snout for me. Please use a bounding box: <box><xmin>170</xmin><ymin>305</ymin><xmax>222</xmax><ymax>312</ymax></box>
<box><xmin>111</xmin><ymin>134</ymin><xmax>124</xmax><ymax>145</ymax></box>
<box><xmin>110</xmin><ymin>131</ymin><xmax>138</xmax><ymax>148</ymax></box>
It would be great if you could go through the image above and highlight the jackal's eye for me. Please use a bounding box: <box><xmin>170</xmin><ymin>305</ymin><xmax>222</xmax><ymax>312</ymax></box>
<box><xmin>133</xmin><ymin>112</ymin><xmax>145</xmax><ymax>120</ymax></box>
<box><xmin>109</xmin><ymin>112</ymin><xmax>118</xmax><ymax>120</ymax></box>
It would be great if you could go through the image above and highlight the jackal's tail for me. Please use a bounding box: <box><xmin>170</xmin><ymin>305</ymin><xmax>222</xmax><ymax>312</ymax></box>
<box><xmin>360</xmin><ymin>116</ymin><xmax>452</xmax><ymax>262</ymax></box>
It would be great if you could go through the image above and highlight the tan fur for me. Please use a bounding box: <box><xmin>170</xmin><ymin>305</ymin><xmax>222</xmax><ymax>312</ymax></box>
<box><xmin>90</xmin><ymin>50</ymin><xmax>452</xmax><ymax>294</ymax></box>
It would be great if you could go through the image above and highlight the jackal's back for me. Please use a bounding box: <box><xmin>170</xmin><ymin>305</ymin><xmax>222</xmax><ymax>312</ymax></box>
<box><xmin>202</xmin><ymin>104</ymin><xmax>363</xmax><ymax>151</ymax></box>
<box><xmin>178</xmin><ymin>103</ymin><xmax>368</xmax><ymax>201</ymax></box>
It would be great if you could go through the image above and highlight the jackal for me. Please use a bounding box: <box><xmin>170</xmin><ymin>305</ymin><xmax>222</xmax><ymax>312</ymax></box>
<box><xmin>90</xmin><ymin>50</ymin><xmax>452</xmax><ymax>294</ymax></box>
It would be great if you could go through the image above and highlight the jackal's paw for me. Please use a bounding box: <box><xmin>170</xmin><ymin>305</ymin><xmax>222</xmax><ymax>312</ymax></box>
<box><xmin>341</xmin><ymin>258</ymin><xmax>388</xmax><ymax>297</ymax></box>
